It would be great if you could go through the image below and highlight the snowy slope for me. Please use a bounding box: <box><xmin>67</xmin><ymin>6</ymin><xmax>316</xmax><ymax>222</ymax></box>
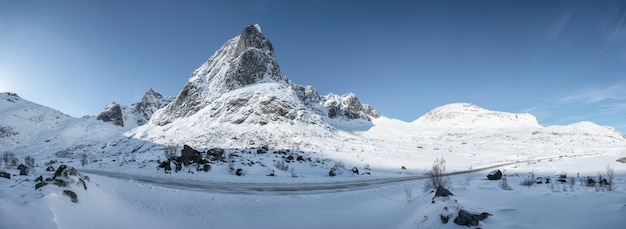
<box><xmin>0</xmin><ymin>92</ymin><xmax>126</xmax><ymax>161</ymax></box>
<box><xmin>413</xmin><ymin>103</ymin><xmax>541</xmax><ymax>129</ymax></box>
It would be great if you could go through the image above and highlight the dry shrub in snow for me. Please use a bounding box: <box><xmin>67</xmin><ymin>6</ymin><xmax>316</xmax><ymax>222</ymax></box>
<box><xmin>423</xmin><ymin>157</ymin><xmax>451</xmax><ymax>191</ymax></box>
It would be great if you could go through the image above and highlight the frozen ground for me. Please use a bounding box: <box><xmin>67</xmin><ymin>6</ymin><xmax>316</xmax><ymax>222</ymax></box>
<box><xmin>1</xmin><ymin>153</ymin><xmax>624</xmax><ymax>229</ymax></box>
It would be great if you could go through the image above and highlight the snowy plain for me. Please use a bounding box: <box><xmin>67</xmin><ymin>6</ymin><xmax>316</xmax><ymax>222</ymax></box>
<box><xmin>1</xmin><ymin>152</ymin><xmax>624</xmax><ymax>229</ymax></box>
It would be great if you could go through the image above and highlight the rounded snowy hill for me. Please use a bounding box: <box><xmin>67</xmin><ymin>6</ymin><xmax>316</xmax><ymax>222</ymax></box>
<box><xmin>412</xmin><ymin>103</ymin><xmax>542</xmax><ymax>129</ymax></box>
<box><xmin>0</xmin><ymin>92</ymin><xmax>124</xmax><ymax>159</ymax></box>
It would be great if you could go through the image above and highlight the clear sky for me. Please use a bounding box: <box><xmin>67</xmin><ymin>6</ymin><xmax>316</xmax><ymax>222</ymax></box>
<box><xmin>1</xmin><ymin>0</ymin><xmax>625</xmax><ymax>132</ymax></box>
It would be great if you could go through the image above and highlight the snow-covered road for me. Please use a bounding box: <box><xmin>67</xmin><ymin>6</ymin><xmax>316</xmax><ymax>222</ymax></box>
<box><xmin>81</xmin><ymin>161</ymin><xmax>518</xmax><ymax>195</ymax></box>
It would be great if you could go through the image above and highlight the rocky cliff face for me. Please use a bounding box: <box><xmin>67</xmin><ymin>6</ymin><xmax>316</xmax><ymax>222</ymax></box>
<box><xmin>96</xmin><ymin>103</ymin><xmax>124</xmax><ymax>127</ymax></box>
<box><xmin>131</xmin><ymin>88</ymin><xmax>173</xmax><ymax>125</ymax></box>
<box><xmin>96</xmin><ymin>88</ymin><xmax>172</xmax><ymax>127</ymax></box>
<box><xmin>150</xmin><ymin>24</ymin><xmax>379</xmax><ymax>127</ymax></box>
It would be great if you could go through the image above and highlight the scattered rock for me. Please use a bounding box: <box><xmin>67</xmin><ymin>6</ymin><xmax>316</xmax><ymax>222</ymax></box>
<box><xmin>158</xmin><ymin>160</ymin><xmax>172</xmax><ymax>172</ymax></box>
<box><xmin>77</xmin><ymin>178</ymin><xmax>87</xmax><ymax>190</ymax></box>
<box><xmin>0</xmin><ymin>170</ymin><xmax>9</xmax><ymax>179</ymax></box>
<box><xmin>329</xmin><ymin>168</ymin><xmax>337</xmax><ymax>177</ymax></box>
<box><xmin>51</xmin><ymin>179</ymin><xmax>67</xmax><ymax>188</ymax></box>
<box><xmin>18</xmin><ymin>164</ymin><xmax>29</xmax><ymax>175</ymax></box>
<box><xmin>440</xmin><ymin>214</ymin><xmax>450</xmax><ymax>224</ymax></box>
<box><xmin>181</xmin><ymin>145</ymin><xmax>203</xmax><ymax>166</ymax></box>
<box><xmin>46</xmin><ymin>166</ymin><xmax>55</xmax><ymax>172</ymax></box>
<box><xmin>351</xmin><ymin>167</ymin><xmax>359</xmax><ymax>174</ymax></box>
<box><xmin>35</xmin><ymin>182</ymin><xmax>47</xmax><ymax>190</ymax></box>
<box><xmin>207</xmin><ymin>148</ymin><xmax>225</xmax><ymax>161</ymax></box>
<box><xmin>453</xmin><ymin>209</ymin><xmax>491</xmax><ymax>227</ymax></box>
<box><xmin>600</xmin><ymin>178</ymin><xmax>610</xmax><ymax>186</ymax></box>
<box><xmin>235</xmin><ymin>168</ymin><xmax>243</xmax><ymax>176</ymax></box>
<box><xmin>487</xmin><ymin>170</ymin><xmax>502</xmax><ymax>180</ymax></box>
<box><xmin>63</xmin><ymin>190</ymin><xmax>78</xmax><ymax>203</ymax></box>
<box><xmin>433</xmin><ymin>186</ymin><xmax>454</xmax><ymax>199</ymax></box>
<box><xmin>53</xmin><ymin>164</ymin><xmax>67</xmax><ymax>179</ymax></box>
<box><xmin>35</xmin><ymin>175</ymin><xmax>43</xmax><ymax>182</ymax></box>
<box><xmin>203</xmin><ymin>164</ymin><xmax>211</xmax><ymax>172</ymax></box>
<box><xmin>587</xmin><ymin>178</ymin><xmax>596</xmax><ymax>187</ymax></box>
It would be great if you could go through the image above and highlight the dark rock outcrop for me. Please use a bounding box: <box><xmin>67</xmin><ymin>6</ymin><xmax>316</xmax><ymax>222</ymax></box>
<box><xmin>18</xmin><ymin>164</ymin><xmax>28</xmax><ymax>175</ymax></box>
<box><xmin>181</xmin><ymin>145</ymin><xmax>203</xmax><ymax>166</ymax></box>
<box><xmin>440</xmin><ymin>214</ymin><xmax>450</xmax><ymax>224</ymax></box>
<box><xmin>53</xmin><ymin>164</ymin><xmax>67</xmax><ymax>179</ymax></box>
<box><xmin>487</xmin><ymin>169</ymin><xmax>503</xmax><ymax>180</ymax></box>
<box><xmin>235</xmin><ymin>168</ymin><xmax>243</xmax><ymax>176</ymax></box>
<box><xmin>329</xmin><ymin>168</ymin><xmax>337</xmax><ymax>177</ymax></box>
<box><xmin>453</xmin><ymin>209</ymin><xmax>491</xmax><ymax>227</ymax></box>
<box><xmin>433</xmin><ymin>186</ymin><xmax>454</xmax><ymax>199</ymax></box>
<box><xmin>96</xmin><ymin>102</ymin><xmax>124</xmax><ymax>127</ymax></box>
<box><xmin>158</xmin><ymin>160</ymin><xmax>172</xmax><ymax>172</ymax></box>
<box><xmin>63</xmin><ymin>190</ymin><xmax>78</xmax><ymax>203</ymax></box>
<box><xmin>325</xmin><ymin>93</ymin><xmax>380</xmax><ymax>120</ymax></box>
<box><xmin>35</xmin><ymin>182</ymin><xmax>47</xmax><ymax>190</ymax></box>
<box><xmin>351</xmin><ymin>167</ymin><xmax>359</xmax><ymax>174</ymax></box>
<box><xmin>0</xmin><ymin>170</ymin><xmax>10</xmax><ymax>179</ymax></box>
<box><xmin>207</xmin><ymin>148</ymin><xmax>225</xmax><ymax>161</ymax></box>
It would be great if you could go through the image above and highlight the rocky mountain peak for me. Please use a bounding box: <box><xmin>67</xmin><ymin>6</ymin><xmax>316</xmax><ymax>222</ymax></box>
<box><xmin>151</xmin><ymin>24</ymin><xmax>286</xmax><ymax>125</ymax></box>
<box><xmin>96</xmin><ymin>102</ymin><xmax>124</xmax><ymax>127</ymax></box>
<box><xmin>235</xmin><ymin>24</ymin><xmax>274</xmax><ymax>56</ymax></box>
<box><xmin>131</xmin><ymin>88</ymin><xmax>173</xmax><ymax>126</ymax></box>
<box><xmin>150</xmin><ymin>24</ymin><xmax>379</xmax><ymax>127</ymax></box>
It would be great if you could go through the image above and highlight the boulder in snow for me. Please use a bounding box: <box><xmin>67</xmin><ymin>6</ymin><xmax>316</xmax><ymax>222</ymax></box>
<box><xmin>453</xmin><ymin>209</ymin><xmax>491</xmax><ymax>227</ymax></box>
<box><xmin>487</xmin><ymin>170</ymin><xmax>502</xmax><ymax>180</ymax></box>
<box><xmin>0</xmin><ymin>170</ymin><xmax>10</xmax><ymax>179</ymax></box>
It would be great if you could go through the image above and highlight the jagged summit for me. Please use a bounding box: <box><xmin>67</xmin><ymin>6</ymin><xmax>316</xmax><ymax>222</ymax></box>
<box><xmin>151</xmin><ymin>24</ymin><xmax>378</xmax><ymax>126</ymax></box>
<box><xmin>413</xmin><ymin>103</ymin><xmax>541</xmax><ymax>129</ymax></box>
<box><xmin>152</xmin><ymin>24</ymin><xmax>286</xmax><ymax>125</ymax></box>
<box><xmin>96</xmin><ymin>88</ymin><xmax>173</xmax><ymax>127</ymax></box>
<box><xmin>131</xmin><ymin>88</ymin><xmax>173</xmax><ymax>125</ymax></box>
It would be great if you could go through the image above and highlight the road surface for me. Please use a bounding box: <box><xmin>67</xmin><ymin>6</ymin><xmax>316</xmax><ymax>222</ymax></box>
<box><xmin>82</xmin><ymin>161</ymin><xmax>518</xmax><ymax>195</ymax></box>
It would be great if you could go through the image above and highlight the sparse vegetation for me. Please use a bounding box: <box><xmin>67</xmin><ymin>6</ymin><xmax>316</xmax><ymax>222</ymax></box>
<box><xmin>423</xmin><ymin>157</ymin><xmax>451</xmax><ymax>191</ymax></box>
<box><xmin>404</xmin><ymin>186</ymin><xmax>413</xmax><ymax>200</ymax></box>
<box><xmin>2</xmin><ymin>152</ymin><xmax>18</xmax><ymax>169</ymax></box>
<box><xmin>520</xmin><ymin>171</ymin><xmax>535</xmax><ymax>187</ymax></box>
<box><xmin>24</xmin><ymin>156</ymin><xmax>35</xmax><ymax>168</ymax></box>
<box><xmin>81</xmin><ymin>153</ymin><xmax>88</xmax><ymax>167</ymax></box>
<box><xmin>163</xmin><ymin>145</ymin><xmax>177</xmax><ymax>160</ymax></box>
<box><xmin>500</xmin><ymin>174</ymin><xmax>512</xmax><ymax>190</ymax></box>
<box><xmin>274</xmin><ymin>159</ymin><xmax>289</xmax><ymax>171</ymax></box>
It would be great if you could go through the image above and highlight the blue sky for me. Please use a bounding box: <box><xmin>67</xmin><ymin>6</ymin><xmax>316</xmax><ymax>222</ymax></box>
<box><xmin>1</xmin><ymin>0</ymin><xmax>625</xmax><ymax>131</ymax></box>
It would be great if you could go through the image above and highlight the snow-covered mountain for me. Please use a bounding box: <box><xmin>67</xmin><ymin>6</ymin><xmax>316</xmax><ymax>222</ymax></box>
<box><xmin>150</xmin><ymin>24</ymin><xmax>378</xmax><ymax>128</ymax></box>
<box><xmin>413</xmin><ymin>103</ymin><xmax>541</xmax><ymax>129</ymax></box>
<box><xmin>96</xmin><ymin>88</ymin><xmax>173</xmax><ymax>127</ymax></box>
<box><xmin>0</xmin><ymin>92</ymin><xmax>123</xmax><ymax>159</ymax></box>
<box><xmin>1</xmin><ymin>24</ymin><xmax>624</xmax><ymax>174</ymax></box>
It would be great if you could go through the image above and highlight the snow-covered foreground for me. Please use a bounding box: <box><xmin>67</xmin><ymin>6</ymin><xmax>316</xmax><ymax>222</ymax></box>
<box><xmin>2</xmin><ymin>154</ymin><xmax>624</xmax><ymax>229</ymax></box>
